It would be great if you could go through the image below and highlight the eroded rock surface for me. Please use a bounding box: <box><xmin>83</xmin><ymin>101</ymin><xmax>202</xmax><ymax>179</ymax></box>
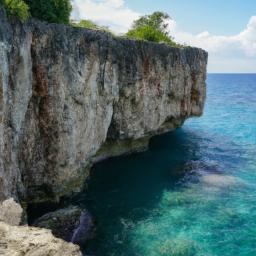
<box><xmin>0</xmin><ymin>9</ymin><xmax>208</xmax><ymax>204</ymax></box>
<box><xmin>0</xmin><ymin>198</ymin><xmax>82</xmax><ymax>256</ymax></box>
<box><xmin>0</xmin><ymin>221</ymin><xmax>82</xmax><ymax>256</ymax></box>
<box><xmin>0</xmin><ymin>198</ymin><xmax>23</xmax><ymax>226</ymax></box>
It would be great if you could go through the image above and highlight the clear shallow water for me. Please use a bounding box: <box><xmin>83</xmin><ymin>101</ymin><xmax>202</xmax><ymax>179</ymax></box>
<box><xmin>75</xmin><ymin>74</ymin><xmax>256</xmax><ymax>256</ymax></box>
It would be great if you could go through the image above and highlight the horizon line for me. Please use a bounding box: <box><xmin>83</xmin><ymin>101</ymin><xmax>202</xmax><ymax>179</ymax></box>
<box><xmin>207</xmin><ymin>72</ymin><xmax>256</xmax><ymax>74</ymax></box>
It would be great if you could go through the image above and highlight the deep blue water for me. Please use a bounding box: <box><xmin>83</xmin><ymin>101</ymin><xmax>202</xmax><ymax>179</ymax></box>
<box><xmin>76</xmin><ymin>74</ymin><xmax>256</xmax><ymax>256</ymax></box>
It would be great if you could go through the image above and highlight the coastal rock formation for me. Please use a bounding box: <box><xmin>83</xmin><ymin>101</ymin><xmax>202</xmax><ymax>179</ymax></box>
<box><xmin>0</xmin><ymin>198</ymin><xmax>23</xmax><ymax>225</ymax></box>
<box><xmin>0</xmin><ymin>198</ymin><xmax>82</xmax><ymax>256</ymax></box>
<box><xmin>70</xmin><ymin>210</ymin><xmax>95</xmax><ymax>245</ymax></box>
<box><xmin>0</xmin><ymin>9</ymin><xmax>208</xmax><ymax>204</ymax></box>
<box><xmin>0</xmin><ymin>221</ymin><xmax>82</xmax><ymax>256</ymax></box>
<box><xmin>33</xmin><ymin>206</ymin><xmax>95</xmax><ymax>243</ymax></box>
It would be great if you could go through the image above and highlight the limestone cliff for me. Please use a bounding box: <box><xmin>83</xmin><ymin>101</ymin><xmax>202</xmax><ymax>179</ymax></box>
<box><xmin>0</xmin><ymin>10</ymin><xmax>208</xmax><ymax>204</ymax></box>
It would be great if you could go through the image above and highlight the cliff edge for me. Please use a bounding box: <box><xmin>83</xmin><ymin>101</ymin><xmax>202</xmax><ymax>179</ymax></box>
<box><xmin>0</xmin><ymin>10</ymin><xmax>208</xmax><ymax>204</ymax></box>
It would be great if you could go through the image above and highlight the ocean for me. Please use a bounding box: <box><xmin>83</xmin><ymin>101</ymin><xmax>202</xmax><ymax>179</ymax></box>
<box><xmin>75</xmin><ymin>74</ymin><xmax>256</xmax><ymax>256</ymax></box>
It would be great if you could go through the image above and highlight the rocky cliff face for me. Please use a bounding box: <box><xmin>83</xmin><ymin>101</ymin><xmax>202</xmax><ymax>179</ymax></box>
<box><xmin>0</xmin><ymin>10</ymin><xmax>208</xmax><ymax>204</ymax></box>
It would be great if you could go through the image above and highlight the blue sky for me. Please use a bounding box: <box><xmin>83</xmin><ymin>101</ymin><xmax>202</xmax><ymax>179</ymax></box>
<box><xmin>125</xmin><ymin>0</ymin><xmax>256</xmax><ymax>35</ymax></box>
<box><xmin>72</xmin><ymin>0</ymin><xmax>256</xmax><ymax>73</ymax></box>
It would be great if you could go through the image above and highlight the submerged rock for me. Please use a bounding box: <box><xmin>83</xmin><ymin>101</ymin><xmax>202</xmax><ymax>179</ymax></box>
<box><xmin>156</xmin><ymin>237</ymin><xmax>199</xmax><ymax>256</ymax></box>
<box><xmin>201</xmin><ymin>174</ymin><xmax>244</xmax><ymax>188</ymax></box>
<box><xmin>33</xmin><ymin>206</ymin><xmax>95</xmax><ymax>243</ymax></box>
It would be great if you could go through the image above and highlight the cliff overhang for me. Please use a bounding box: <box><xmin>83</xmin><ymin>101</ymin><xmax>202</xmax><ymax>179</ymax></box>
<box><xmin>0</xmin><ymin>9</ymin><xmax>208</xmax><ymax>205</ymax></box>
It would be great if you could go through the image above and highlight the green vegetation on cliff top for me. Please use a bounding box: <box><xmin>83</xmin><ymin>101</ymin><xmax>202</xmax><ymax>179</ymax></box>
<box><xmin>73</xmin><ymin>19</ymin><xmax>112</xmax><ymax>34</ymax></box>
<box><xmin>24</xmin><ymin>0</ymin><xmax>72</xmax><ymax>24</ymax></box>
<box><xmin>2</xmin><ymin>0</ymin><xmax>30</xmax><ymax>22</ymax></box>
<box><xmin>1</xmin><ymin>0</ymin><xmax>71</xmax><ymax>23</ymax></box>
<box><xmin>126</xmin><ymin>12</ymin><xmax>180</xmax><ymax>47</ymax></box>
<box><xmin>0</xmin><ymin>0</ymin><xmax>181</xmax><ymax>48</ymax></box>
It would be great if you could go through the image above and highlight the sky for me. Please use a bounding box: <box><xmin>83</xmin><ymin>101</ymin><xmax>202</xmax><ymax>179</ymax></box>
<box><xmin>72</xmin><ymin>0</ymin><xmax>256</xmax><ymax>73</ymax></box>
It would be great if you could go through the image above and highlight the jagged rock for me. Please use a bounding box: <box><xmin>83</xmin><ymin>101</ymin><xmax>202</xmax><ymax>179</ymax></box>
<box><xmin>0</xmin><ymin>8</ymin><xmax>207</xmax><ymax>204</ymax></box>
<box><xmin>33</xmin><ymin>206</ymin><xmax>95</xmax><ymax>243</ymax></box>
<box><xmin>71</xmin><ymin>210</ymin><xmax>95</xmax><ymax>245</ymax></box>
<box><xmin>0</xmin><ymin>198</ymin><xmax>23</xmax><ymax>226</ymax></box>
<box><xmin>0</xmin><ymin>221</ymin><xmax>82</xmax><ymax>256</ymax></box>
<box><xmin>0</xmin><ymin>199</ymin><xmax>83</xmax><ymax>255</ymax></box>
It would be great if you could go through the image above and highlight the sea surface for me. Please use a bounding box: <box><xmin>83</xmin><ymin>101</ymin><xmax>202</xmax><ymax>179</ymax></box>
<box><xmin>75</xmin><ymin>74</ymin><xmax>256</xmax><ymax>256</ymax></box>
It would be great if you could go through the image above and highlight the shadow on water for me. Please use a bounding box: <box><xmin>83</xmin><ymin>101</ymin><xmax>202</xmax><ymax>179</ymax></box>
<box><xmin>73</xmin><ymin>128</ymin><xmax>224</xmax><ymax>255</ymax></box>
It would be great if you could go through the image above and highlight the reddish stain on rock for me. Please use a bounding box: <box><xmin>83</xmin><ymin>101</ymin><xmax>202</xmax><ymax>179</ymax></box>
<box><xmin>33</xmin><ymin>64</ymin><xmax>48</xmax><ymax>97</ymax></box>
<box><xmin>191</xmin><ymin>88</ymin><xmax>200</xmax><ymax>102</ymax></box>
<box><xmin>143</xmin><ymin>58</ymin><xmax>150</xmax><ymax>76</ymax></box>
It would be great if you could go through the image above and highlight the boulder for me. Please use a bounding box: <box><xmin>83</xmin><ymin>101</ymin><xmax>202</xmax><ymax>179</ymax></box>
<box><xmin>0</xmin><ymin>221</ymin><xmax>82</xmax><ymax>256</ymax></box>
<box><xmin>33</xmin><ymin>206</ymin><xmax>95</xmax><ymax>243</ymax></box>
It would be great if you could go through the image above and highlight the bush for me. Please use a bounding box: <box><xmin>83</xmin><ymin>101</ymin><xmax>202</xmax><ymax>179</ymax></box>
<box><xmin>126</xmin><ymin>11</ymin><xmax>179</xmax><ymax>47</ymax></box>
<box><xmin>2</xmin><ymin>0</ymin><xmax>72</xmax><ymax>23</ymax></box>
<box><xmin>126</xmin><ymin>25</ymin><xmax>178</xmax><ymax>47</ymax></box>
<box><xmin>3</xmin><ymin>0</ymin><xmax>30</xmax><ymax>22</ymax></box>
<box><xmin>74</xmin><ymin>19</ymin><xmax>112</xmax><ymax>33</ymax></box>
<box><xmin>23</xmin><ymin>0</ymin><xmax>72</xmax><ymax>24</ymax></box>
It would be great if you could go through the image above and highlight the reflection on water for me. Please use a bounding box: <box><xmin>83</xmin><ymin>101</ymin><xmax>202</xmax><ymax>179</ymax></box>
<box><xmin>74</xmin><ymin>74</ymin><xmax>256</xmax><ymax>256</ymax></box>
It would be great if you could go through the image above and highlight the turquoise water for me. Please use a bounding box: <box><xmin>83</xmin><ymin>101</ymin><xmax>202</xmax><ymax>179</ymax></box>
<box><xmin>76</xmin><ymin>74</ymin><xmax>256</xmax><ymax>256</ymax></box>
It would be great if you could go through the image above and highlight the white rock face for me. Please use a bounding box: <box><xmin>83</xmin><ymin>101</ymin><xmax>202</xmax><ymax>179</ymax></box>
<box><xmin>0</xmin><ymin>198</ymin><xmax>82</xmax><ymax>255</ymax></box>
<box><xmin>0</xmin><ymin>198</ymin><xmax>23</xmax><ymax>226</ymax></box>
<box><xmin>0</xmin><ymin>221</ymin><xmax>82</xmax><ymax>256</ymax></box>
<box><xmin>0</xmin><ymin>9</ymin><xmax>208</xmax><ymax>204</ymax></box>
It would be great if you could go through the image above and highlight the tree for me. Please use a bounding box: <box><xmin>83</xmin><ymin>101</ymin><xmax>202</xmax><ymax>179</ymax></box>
<box><xmin>126</xmin><ymin>11</ymin><xmax>179</xmax><ymax>47</ymax></box>
<box><xmin>2</xmin><ymin>0</ymin><xmax>72</xmax><ymax>23</ymax></box>
<box><xmin>131</xmin><ymin>12</ymin><xmax>170</xmax><ymax>35</ymax></box>
<box><xmin>23</xmin><ymin>0</ymin><xmax>72</xmax><ymax>24</ymax></box>
<box><xmin>3</xmin><ymin>0</ymin><xmax>30</xmax><ymax>22</ymax></box>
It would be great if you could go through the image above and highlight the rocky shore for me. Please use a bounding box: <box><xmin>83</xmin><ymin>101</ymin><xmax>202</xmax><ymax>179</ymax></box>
<box><xmin>0</xmin><ymin>7</ymin><xmax>207</xmax><ymax>255</ymax></box>
<box><xmin>0</xmin><ymin>199</ymin><xmax>82</xmax><ymax>255</ymax></box>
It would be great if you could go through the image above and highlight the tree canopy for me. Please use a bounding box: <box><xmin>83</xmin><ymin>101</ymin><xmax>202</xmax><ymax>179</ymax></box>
<box><xmin>2</xmin><ymin>0</ymin><xmax>30</xmax><ymax>22</ymax></box>
<box><xmin>24</xmin><ymin>0</ymin><xmax>72</xmax><ymax>24</ymax></box>
<box><xmin>2</xmin><ymin>0</ymin><xmax>72</xmax><ymax>24</ymax></box>
<box><xmin>126</xmin><ymin>11</ymin><xmax>179</xmax><ymax>47</ymax></box>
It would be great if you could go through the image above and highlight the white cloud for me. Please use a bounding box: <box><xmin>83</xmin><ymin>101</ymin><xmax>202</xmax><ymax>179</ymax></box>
<box><xmin>71</xmin><ymin>0</ymin><xmax>140</xmax><ymax>33</ymax></box>
<box><xmin>166</xmin><ymin>16</ymin><xmax>256</xmax><ymax>72</ymax></box>
<box><xmin>167</xmin><ymin>16</ymin><xmax>256</xmax><ymax>57</ymax></box>
<box><xmin>235</xmin><ymin>16</ymin><xmax>256</xmax><ymax>57</ymax></box>
<box><xmin>71</xmin><ymin>1</ymin><xmax>256</xmax><ymax>72</ymax></box>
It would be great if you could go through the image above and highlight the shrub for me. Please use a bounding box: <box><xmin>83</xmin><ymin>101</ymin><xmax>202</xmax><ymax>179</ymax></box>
<box><xmin>74</xmin><ymin>19</ymin><xmax>112</xmax><ymax>33</ymax></box>
<box><xmin>131</xmin><ymin>11</ymin><xmax>170</xmax><ymax>35</ymax></box>
<box><xmin>126</xmin><ymin>11</ymin><xmax>179</xmax><ymax>47</ymax></box>
<box><xmin>23</xmin><ymin>0</ymin><xmax>72</xmax><ymax>24</ymax></box>
<box><xmin>126</xmin><ymin>25</ymin><xmax>178</xmax><ymax>47</ymax></box>
<box><xmin>3</xmin><ymin>0</ymin><xmax>30</xmax><ymax>22</ymax></box>
<box><xmin>2</xmin><ymin>0</ymin><xmax>72</xmax><ymax>23</ymax></box>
